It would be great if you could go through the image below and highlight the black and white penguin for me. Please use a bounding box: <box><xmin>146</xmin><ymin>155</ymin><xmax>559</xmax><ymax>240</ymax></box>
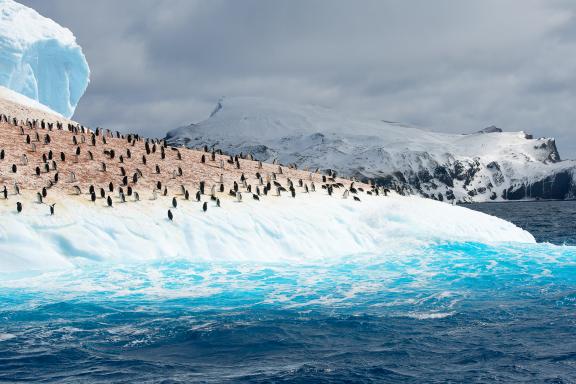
<box><xmin>107</xmin><ymin>196</ymin><xmax>113</xmax><ymax>207</ymax></box>
<box><xmin>172</xmin><ymin>197</ymin><xmax>177</xmax><ymax>208</ymax></box>
<box><xmin>168</xmin><ymin>209</ymin><xmax>173</xmax><ymax>221</ymax></box>
<box><xmin>49</xmin><ymin>204</ymin><xmax>55</xmax><ymax>216</ymax></box>
<box><xmin>16</xmin><ymin>202</ymin><xmax>22</xmax><ymax>213</ymax></box>
<box><xmin>202</xmin><ymin>202</ymin><xmax>208</xmax><ymax>212</ymax></box>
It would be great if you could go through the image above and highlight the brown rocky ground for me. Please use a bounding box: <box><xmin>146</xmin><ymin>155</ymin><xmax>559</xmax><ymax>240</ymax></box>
<box><xmin>0</xmin><ymin>100</ymin><xmax>372</xmax><ymax>210</ymax></box>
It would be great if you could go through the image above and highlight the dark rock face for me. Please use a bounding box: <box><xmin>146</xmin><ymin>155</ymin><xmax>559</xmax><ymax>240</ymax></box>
<box><xmin>506</xmin><ymin>171</ymin><xmax>575</xmax><ymax>200</ymax></box>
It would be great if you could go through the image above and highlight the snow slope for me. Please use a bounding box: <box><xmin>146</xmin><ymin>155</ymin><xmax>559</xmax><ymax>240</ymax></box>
<box><xmin>166</xmin><ymin>97</ymin><xmax>576</xmax><ymax>202</ymax></box>
<box><xmin>0</xmin><ymin>192</ymin><xmax>534</xmax><ymax>273</ymax></box>
<box><xmin>0</xmin><ymin>85</ymin><xmax>61</xmax><ymax>116</ymax></box>
<box><xmin>0</xmin><ymin>0</ymin><xmax>89</xmax><ymax>118</ymax></box>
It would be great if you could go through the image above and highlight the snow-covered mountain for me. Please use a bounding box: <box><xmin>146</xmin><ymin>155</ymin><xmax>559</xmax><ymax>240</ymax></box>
<box><xmin>166</xmin><ymin>97</ymin><xmax>576</xmax><ymax>202</ymax></box>
<box><xmin>0</xmin><ymin>0</ymin><xmax>89</xmax><ymax>118</ymax></box>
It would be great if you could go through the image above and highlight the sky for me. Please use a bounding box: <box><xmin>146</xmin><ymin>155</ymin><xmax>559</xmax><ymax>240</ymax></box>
<box><xmin>19</xmin><ymin>0</ymin><xmax>576</xmax><ymax>158</ymax></box>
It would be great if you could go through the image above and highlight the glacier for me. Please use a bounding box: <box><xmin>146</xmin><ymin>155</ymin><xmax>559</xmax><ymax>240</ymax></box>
<box><xmin>0</xmin><ymin>192</ymin><xmax>534</xmax><ymax>274</ymax></box>
<box><xmin>166</xmin><ymin>97</ymin><xmax>576</xmax><ymax>203</ymax></box>
<box><xmin>0</xmin><ymin>0</ymin><xmax>89</xmax><ymax>118</ymax></box>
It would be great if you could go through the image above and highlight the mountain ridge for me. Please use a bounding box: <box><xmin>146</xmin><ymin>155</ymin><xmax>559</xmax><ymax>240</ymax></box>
<box><xmin>166</xmin><ymin>97</ymin><xmax>576</xmax><ymax>202</ymax></box>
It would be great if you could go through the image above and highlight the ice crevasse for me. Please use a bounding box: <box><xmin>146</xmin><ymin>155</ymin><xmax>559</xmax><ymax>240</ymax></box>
<box><xmin>0</xmin><ymin>0</ymin><xmax>90</xmax><ymax>118</ymax></box>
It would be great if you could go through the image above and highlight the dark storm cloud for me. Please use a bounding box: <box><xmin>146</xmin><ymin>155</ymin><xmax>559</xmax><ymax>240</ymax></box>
<box><xmin>18</xmin><ymin>0</ymin><xmax>576</xmax><ymax>157</ymax></box>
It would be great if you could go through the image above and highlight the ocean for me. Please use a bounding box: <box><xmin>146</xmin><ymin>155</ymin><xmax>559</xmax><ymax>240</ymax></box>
<box><xmin>1</xmin><ymin>201</ymin><xmax>575</xmax><ymax>383</ymax></box>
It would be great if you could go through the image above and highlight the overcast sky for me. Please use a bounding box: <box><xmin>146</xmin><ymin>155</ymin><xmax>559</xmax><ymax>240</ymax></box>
<box><xmin>20</xmin><ymin>0</ymin><xmax>576</xmax><ymax>158</ymax></box>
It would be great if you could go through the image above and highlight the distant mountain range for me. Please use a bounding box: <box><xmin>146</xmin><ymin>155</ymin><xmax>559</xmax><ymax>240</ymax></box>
<box><xmin>166</xmin><ymin>97</ymin><xmax>576</xmax><ymax>202</ymax></box>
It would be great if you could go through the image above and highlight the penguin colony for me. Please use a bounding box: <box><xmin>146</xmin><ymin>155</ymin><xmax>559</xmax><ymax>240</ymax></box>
<box><xmin>0</xmin><ymin>112</ymin><xmax>393</xmax><ymax>220</ymax></box>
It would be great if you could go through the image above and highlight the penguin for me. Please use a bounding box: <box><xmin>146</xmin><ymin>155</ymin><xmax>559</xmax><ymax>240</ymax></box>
<box><xmin>36</xmin><ymin>192</ymin><xmax>43</xmax><ymax>204</ymax></box>
<box><xmin>201</xmin><ymin>154</ymin><xmax>205</xmax><ymax>163</ymax></box>
<box><xmin>142</xmin><ymin>155</ymin><xmax>147</xmax><ymax>165</ymax></box>
<box><xmin>155</xmin><ymin>164</ymin><xmax>160</xmax><ymax>174</ymax></box>
<box><xmin>60</xmin><ymin>152</ymin><xmax>65</xmax><ymax>162</ymax></box>
<box><xmin>236</xmin><ymin>191</ymin><xmax>242</xmax><ymax>202</ymax></box>
<box><xmin>216</xmin><ymin>198</ymin><xmax>221</xmax><ymax>207</ymax></box>
<box><xmin>35</xmin><ymin>166</ymin><xmax>40</xmax><ymax>176</ymax></box>
<box><xmin>16</xmin><ymin>202</ymin><xmax>22</xmax><ymax>213</ymax></box>
<box><xmin>11</xmin><ymin>164</ymin><xmax>17</xmax><ymax>173</ymax></box>
<box><xmin>0</xmin><ymin>149</ymin><xmax>4</xmax><ymax>160</ymax></box>
<box><xmin>2</xmin><ymin>186</ymin><xmax>7</xmax><ymax>199</ymax></box>
<box><xmin>253</xmin><ymin>194</ymin><xmax>260</xmax><ymax>201</ymax></box>
<box><xmin>134</xmin><ymin>192</ymin><xmax>140</xmax><ymax>202</ymax></box>
<box><xmin>202</xmin><ymin>202</ymin><xmax>208</xmax><ymax>212</ymax></box>
<box><xmin>172</xmin><ymin>197</ymin><xmax>177</xmax><ymax>208</ymax></box>
<box><xmin>42</xmin><ymin>187</ymin><xmax>47</xmax><ymax>198</ymax></box>
<box><xmin>109</xmin><ymin>182</ymin><xmax>114</xmax><ymax>192</ymax></box>
<box><xmin>49</xmin><ymin>204</ymin><xmax>55</xmax><ymax>216</ymax></box>
<box><xmin>353</xmin><ymin>196</ymin><xmax>361</xmax><ymax>202</ymax></box>
<box><xmin>100</xmin><ymin>188</ymin><xmax>106</xmax><ymax>198</ymax></box>
<box><xmin>107</xmin><ymin>196</ymin><xmax>113</xmax><ymax>207</ymax></box>
<box><xmin>168</xmin><ymin>209</ymin><xmax>173</xmax><ymax>221</ymax></box>
<box><xmin>185</xmin><ymin>190</ymin><xmax>190</xmax><ymax>200</ymax></box>
<box><xmin>196</xmin><ymin>191</ymin><xmax>201</xmax><ymax>202</ymax></box>
<box><xmin>91</xmin><ymin>192</ymin><xmax>96</xmax><ymax>203</ymax></box>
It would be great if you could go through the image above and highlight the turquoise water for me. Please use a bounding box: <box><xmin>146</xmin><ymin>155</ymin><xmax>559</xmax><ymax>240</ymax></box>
<box><xmin>1</xmin><ymin>203</ymin><xmax>576</xmax><ymax>382</ymax></box>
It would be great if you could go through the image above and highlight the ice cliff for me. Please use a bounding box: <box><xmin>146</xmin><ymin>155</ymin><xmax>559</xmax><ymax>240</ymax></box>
<box><xmin>0</xmin><ymin>0</ymin><xmax>89</xmax><ymax>118</ymax></box>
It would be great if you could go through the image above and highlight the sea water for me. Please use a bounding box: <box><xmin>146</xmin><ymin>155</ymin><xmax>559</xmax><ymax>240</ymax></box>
<box><xmin>0</xmin><ymin>201</ymin><xmax>575</xmax><ymax>383</ymax></box>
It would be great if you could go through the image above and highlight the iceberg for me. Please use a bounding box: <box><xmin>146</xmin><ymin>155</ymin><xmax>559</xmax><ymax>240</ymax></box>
<box><xmin>0</xmin><ymin>0</ymin><xmax>89</xmax><ymax>118</ymax></box>
<box><xmin>0</xmin><ymin>192</ymin><xmax>535</xmax><ymax>274</ymax></box>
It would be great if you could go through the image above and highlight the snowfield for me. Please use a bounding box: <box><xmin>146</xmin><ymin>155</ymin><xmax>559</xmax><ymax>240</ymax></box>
<box><xmin>0</xmin><ymin>0</ymin><xmax>89</xmax><ymax>118</ymax></box>
<box><xmin>0</xmin><ymin>192</ymin><xmax>534</xmax><ymax>273</ymax></box>
<box><xmin>166</xmin><ymin>97</ymin><xmax>576</xmax><ymax>202</ymax></box>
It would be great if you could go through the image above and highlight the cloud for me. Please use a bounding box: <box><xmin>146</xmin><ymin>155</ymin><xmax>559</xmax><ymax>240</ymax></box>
<box><xmin>18</xmin><ymin>0</ymin><xmax>576</xmax><ymax>157</ymax></box>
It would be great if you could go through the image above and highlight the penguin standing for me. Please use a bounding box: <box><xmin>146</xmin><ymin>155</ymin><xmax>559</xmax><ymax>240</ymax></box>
<box><xmin>202</xmin><ymin>202</ymin><xmax>208</xmax><ymax>212</ymax></box>
<box><xmin>172</xmin><ymin>197</ymin><xmax>177</xmax><ymax>208</ymax></box>
<box><xmin>49</xmin><ymin>204</ymin><xmax>55</xmax><ymax>216</ymax></box>
<box><xmin>16</xmin><ymin>202</ymin><xmax>22</xmax><ymax>213</ymax></box>
<box><xmin>168</xmin><ymin>209</ymin><xmax>173</xmax><ymax>221</ymax></box>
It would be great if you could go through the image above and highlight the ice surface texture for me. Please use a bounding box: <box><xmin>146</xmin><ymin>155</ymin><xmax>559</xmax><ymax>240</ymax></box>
<box><xmin>0</xmin><ymin>193</ymin><xmax>534</xmax><ymax>273</ymax></box>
